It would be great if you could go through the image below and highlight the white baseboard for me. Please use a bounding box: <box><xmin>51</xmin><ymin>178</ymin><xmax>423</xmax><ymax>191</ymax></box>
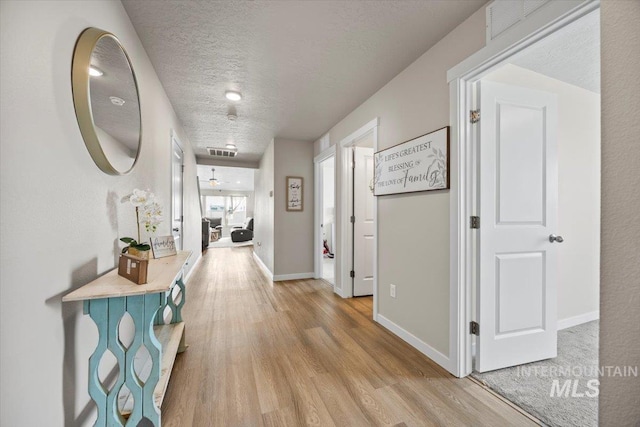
<box><xmin>183</xmin><ymin>252</ymin><xmax>202</xmax><ymax>284</ymax></box>
<box><xmin>558</xmin><ymin>310</ymin><xmax>599</xmax><ymax>330</ymax></box>
<box><xmin>377</xmin><ymin>314</ymin><xmax>452</xmax><ymax>373</ymax></box>
<box><xmin>334</xmin><ymin>286</ymin><xmax>350</xmax><ymax>299</ymax></box>
<box><xmin>273</xmin><ymin>272</ymin><xmax>314</xmax><ymax>281</ymax></box>
<box><xmin>252</xmin><ymin>251</ymin><xmax>273</xmax><ymax>281</ymax></box>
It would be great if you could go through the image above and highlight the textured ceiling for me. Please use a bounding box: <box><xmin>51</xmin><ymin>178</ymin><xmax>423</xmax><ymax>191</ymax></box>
<box><xmin>197</xmin><ymin>165</ymin><xmax>255</xmax><ymax>192</ymax></box>
<box><xmin>511</xmin><ymin>9</ymin><xmax>600</xmax><ymax>93</ymax></box>
<box><xmin>122</xmin><ymin>0</ymin><xmax>486</xmax><ymax>163</ymax></box>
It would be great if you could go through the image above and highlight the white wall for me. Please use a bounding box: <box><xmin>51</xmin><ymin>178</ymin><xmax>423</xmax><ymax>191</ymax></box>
<box><xmin>314</xmin><ymin>6</ymin><xmax>487</xmax><ymax>357</ymax></box>
<box><xmin>246</xmin><ymin>190</ymin><xmax>255</xmax><ymax>218</ymax></box>
<box><xmin>274</xmin><ymin>138</ymin><xmax>315</xmax><ymax>278</ymax></box>
<box><xmin>253</xmin><ymin>139</ymin><xmax>275</xmax><ymax>273</ymax></box>
<box><xmin>484</xmin><ymin>64</ymin><xmax>600</xmax><ymax>324</ymax></box>
<box><xmin>600</xmin><ymin>1</ymin><xmax>640</xmax><ymax>425</ymax></box>
<box><xmin>0</xmin><ymin>1</ymin><xmax>201</xmax><ymax>425</ymax></box>
<box><xmin>95</xmin><ymin>125</ymin><xmax>137</xmax><ymax>172</ymax></box>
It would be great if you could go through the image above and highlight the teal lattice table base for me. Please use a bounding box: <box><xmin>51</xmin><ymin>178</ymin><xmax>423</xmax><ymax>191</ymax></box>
<box><xmin>64</xmin><ymin>251</ymin><xmax>192</xmax><ymax>427</ymax></box>
<box><xmin>86</xmin><ymin>293</ymin><xmax>169</xmax><ymax>426</ymax></box>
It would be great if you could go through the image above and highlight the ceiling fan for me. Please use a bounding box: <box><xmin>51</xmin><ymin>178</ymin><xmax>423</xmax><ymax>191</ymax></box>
<box><xmin>198</xmin><ymin>168</ymin><xmax>229</xmax><ymax>188</ymax></box>
<box><xmin>209</xmin><ymin>168</ymin><xmax>220</xmax><ymax>187</ymax></box>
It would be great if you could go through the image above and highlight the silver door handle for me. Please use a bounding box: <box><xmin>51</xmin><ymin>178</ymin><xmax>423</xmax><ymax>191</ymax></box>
<box><xmin>549</xmin><ymin>234</ymin><xmax>564</xmax><ymax>243</ymax></box>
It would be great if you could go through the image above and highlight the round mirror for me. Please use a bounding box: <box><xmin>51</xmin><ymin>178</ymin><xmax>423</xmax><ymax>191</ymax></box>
<box><xmin>72</xmin><ymin>28</ymin><xmax>141</xmax><ymax>175</ymax></box>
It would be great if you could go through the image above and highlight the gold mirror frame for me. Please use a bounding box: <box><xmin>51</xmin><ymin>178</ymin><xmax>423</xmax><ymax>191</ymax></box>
<box><xmin>71</xmin><ymin>27</ymin><xmax>142</xmax><ymax>175</ymax></box>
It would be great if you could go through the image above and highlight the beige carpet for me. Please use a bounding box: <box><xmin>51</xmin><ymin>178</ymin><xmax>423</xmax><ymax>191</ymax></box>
<box><xmin>472</xmin><ymin>320</ymin><xmax>599</xmax><ymax>427</ymax></box>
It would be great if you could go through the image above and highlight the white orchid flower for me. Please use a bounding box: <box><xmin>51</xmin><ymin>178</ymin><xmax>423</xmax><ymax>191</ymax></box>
<box><xmin>138</xmin><ymin>201</ymin><xmax>163</xmax><ymax>233</ymax></box>
<box><xmin>121</xmin><ymin>188</ymin><xmax>163</xmax><ymax>245</ymax></box>
<box><xmin>129</xmin><ymin>189</ymin><xmax>152</xmax><ymax>207</ymax></box>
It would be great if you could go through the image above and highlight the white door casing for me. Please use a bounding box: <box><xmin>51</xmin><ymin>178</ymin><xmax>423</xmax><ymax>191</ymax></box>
<box><xmin>338</xmin><ymin>117</ymin><xmax>378</xmax><ymax>317</ymax></box>
<box><xmin>171</xmin><ymin>136</ymin><xmax>184</xmax><ymax>250</ymax></box>
<box><xmin>476</xmin><ymin>80</ymin><xmax>559</xmax><ymax>372</ymax></box>
<box><xmin>353</xmin><ymin>147</ymin><xmax>375</xmax><ymax>297</ymax></box>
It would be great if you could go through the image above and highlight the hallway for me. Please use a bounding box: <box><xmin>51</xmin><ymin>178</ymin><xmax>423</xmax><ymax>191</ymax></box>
<box><xmin>161</xmin><ymin>247</ymin><xmax>537</xmax><ymax>426</ymax></box>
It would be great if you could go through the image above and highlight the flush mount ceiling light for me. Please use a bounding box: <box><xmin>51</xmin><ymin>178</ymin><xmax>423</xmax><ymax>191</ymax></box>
<box><xmin>225</xmin><ymin>90</ymin><xmax>242</xmax><ymax>101</ymax></box>
<box><xmin>109</xmin><ymin>96</ymin><xmax>125</xmax><ymax>106</ymax></box>
<box><xmin>89</xmin><ymin>66</ymin><xmax>103</xmax><ymax>77</ymax></box>
<box><xmin>209</xmin><ymin>168</ymin><xmax>219</xmax><ymax>187</ymax></box>
<box><xmin>225</xmin><ymin>143</ymin><xmax>236</xmax><ymax>149</ymax></box>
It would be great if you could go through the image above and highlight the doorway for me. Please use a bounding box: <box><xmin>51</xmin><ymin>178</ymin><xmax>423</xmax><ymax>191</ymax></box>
<box><xmin>198</xmin><ymin>164</ymin><xmax>256</xmax><ymax>249</ymax></box>
<box><xmin>451</xmin><ymin>5</ymin><xmax>601</xmax><ymax>426</ymax></box>
<box><xmin>351</xmin><ymin>144</ymin><xmax>374</xmax><ymax>297</ymax></box>
<box><xmin>314</xmin><ymin>152</ymin><xmax>336</xmax><ymax>285</ymax></box>
<box><xmin>171</xmin><ymin>131</ymin><xmax>184</xmax><ymax>250</ymax></box>
<box><xmin>338</xmin><ymin>118</ymin><xmax>378</xmax><ymax>306</ymax></box>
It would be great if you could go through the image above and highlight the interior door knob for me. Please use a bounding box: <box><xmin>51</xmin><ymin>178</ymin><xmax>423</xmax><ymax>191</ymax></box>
<box><xmin>173</xmin><ymin>228</ymin><xmax>179</xmax><ymax>232</ymax></box>
<box><xmin>549</xmin><ymin>234</ymin><xmax>564</xmax><ymax>243</ymax></box>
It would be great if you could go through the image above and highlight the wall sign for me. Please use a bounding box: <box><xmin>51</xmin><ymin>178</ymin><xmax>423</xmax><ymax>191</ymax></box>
<box><xmin>374</xmin><ymin>126</ymin><xmax>450</xmax><ymax>196</ymax></box>
<box><xmin>286</xmin><ymin>176</ymin><xmax>304</xmax><ymax>211</ymax></box>
<box><xmin>150</xmin><ymin>235</ymin><xmax>177</xmax><ymax>259</ymax></box>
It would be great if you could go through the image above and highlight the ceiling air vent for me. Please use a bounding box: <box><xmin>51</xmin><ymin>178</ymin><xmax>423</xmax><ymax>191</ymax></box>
<box><xmin>207</xmin><ymin>147</ymin><xmax>237</xmax><ymax>157</ymax></box>
<box><xmin>486</xmin><ymin>0</ymin><xmax>551</xmax><ymax>44</ymax></box>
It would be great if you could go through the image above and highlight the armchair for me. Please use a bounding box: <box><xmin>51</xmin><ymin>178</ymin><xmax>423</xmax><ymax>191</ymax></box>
<box><xmin>231</xmin><ymin>217</ymin><xmax>253</xmax><ymax>243</ymax></box>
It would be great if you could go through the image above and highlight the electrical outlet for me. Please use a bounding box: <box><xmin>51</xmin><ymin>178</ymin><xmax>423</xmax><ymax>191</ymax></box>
<box><xmin>390</xmin><ymin>284</ymin><xmax>396</xmax><ymax>298</ymax></box>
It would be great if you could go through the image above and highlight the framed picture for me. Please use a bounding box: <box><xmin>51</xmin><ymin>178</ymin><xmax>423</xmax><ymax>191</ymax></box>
<box><xmin>286</xmin><ymin>176</ymin><xmax>304</xmax><ymax>211</ymax></box>
<box><xmin>150</xmin><ymin>235</ymin><xmax>177</xmax><ymax>259</ymax></box>
<box><xmin>373</xmin><ymin>126</ymin><xmax>450</xmax><ymax>196</ymax></box>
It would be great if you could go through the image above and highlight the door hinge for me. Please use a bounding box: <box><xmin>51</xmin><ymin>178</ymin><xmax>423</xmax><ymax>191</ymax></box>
<box><xmin>470</xmin><ymin>321</ymin><xmax>480</xmax><ymax>336</ymax></box>
<box><xmin>181</xmin><ymin>164</ymin><xmax>185</xmax><ymax>173</ymax></box>
<box><xmin>350</xmin><ymin>270</ymin><xmax>355</xmax><ymax>278</ymax></box>
<box><xmin>181</xmin><ymin>215</ymin><xmax>184</xmax><ymax>223</ymax></box>
<box><xmin>470</xmin><ymin>216</ymin><xmax>480</xmax><ymax>229</ymax></box>
<box><xmin>470</xmin><ymin>109</ymin><xmax>480</xmax><ymax>124</ymax></box>
<box><xmin>350</xmin><ymin>215</ymin><xmax>355</xmax><ymax>223</ymax></box>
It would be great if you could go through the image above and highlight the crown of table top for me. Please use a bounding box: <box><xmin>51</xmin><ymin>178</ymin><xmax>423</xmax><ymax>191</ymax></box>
<box><xmin>62</xmin><ymin>251</ymin><xmax>192</xmax><ymax>302</ymax></box>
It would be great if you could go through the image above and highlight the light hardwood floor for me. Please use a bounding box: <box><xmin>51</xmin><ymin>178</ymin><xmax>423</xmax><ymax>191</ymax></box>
<box><xmin>161</xmin><ymin>247</ymin><xmax>538</xmax><ymax>426</ymax></box>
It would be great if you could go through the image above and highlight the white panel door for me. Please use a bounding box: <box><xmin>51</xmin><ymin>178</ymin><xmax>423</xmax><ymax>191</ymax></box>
<box><xmin>476</xmin><ymin>80</ymin><xmax>559</xmax><ymax>372</ymax></box>
<box><xmin>172</xmin><ymin>138</ymin><xmax>184</xmax><ymax>250</ymax></box>
<box><xmin>353</xmin><ymin>147</ymin><xmax>375</xmax><ymax>296</ymax></box>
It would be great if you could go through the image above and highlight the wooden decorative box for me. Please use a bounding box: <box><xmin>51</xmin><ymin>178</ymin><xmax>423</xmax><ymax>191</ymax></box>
<box><xmin>118</xmin><ymin>253</ymin><xmax>149</xmax><ymax>285</ymax></box>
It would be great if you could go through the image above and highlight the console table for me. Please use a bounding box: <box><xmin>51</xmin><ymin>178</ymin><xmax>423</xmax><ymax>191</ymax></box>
<box><xmin>63</xmin><ymin>250</ymin><xmax>192</xmax><ymax>426</ymax></box>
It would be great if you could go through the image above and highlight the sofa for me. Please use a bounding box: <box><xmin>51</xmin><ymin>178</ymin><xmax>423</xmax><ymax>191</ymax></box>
<box><xmin>231</xmin><ymin>217</ymin><xmax>253</xmax><ymax>243</ymax></box>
